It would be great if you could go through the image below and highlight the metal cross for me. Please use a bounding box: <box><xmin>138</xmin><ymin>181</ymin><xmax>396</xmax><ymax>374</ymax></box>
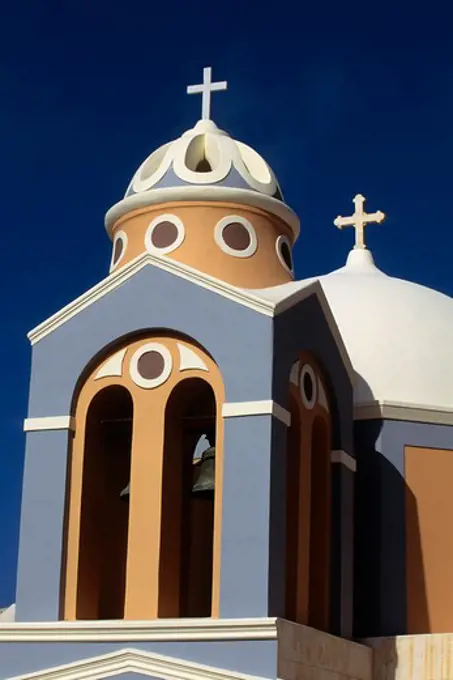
<box><xmin>334</xmin><ymin>194</ymin><xmax>385</xmax><ymax>249</ymax></box>
<box><xmin>187</xmin><ymin>67</ymin><xmax>228</xmax><ymax>121</ymax></box>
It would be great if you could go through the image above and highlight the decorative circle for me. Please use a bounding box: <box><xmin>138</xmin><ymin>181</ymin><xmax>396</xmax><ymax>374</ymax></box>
<box><xmin>137</xmin><ymin>351</ymin><xmax>165</xmax><ymax>380</ymax></box>
<box><xmin>276</xmin><ymin>235</ymin><xmax>294</xmax><ymax>274</ymax></box>
<box><xmin>145</xmin><ymin>214</ymin><xmax>185</xmax><ymax>255</ymax></box>
<box><xmin>300</xmin><ymin>364</ymin><xmax>317</xmax><ymax>410</ymax></box>
<box><xmin>110</xmin><ymin>230</ymin><xmax>128</xmax><ymax>271</ymax></box>
<box><xmin>150</xmin><ymin>221</ymin><xmax>178</xmax><ymax>249</ymax></box>
<box><xmin>130</xmin><ymin>343</ymin><xmax>173</xmax><ymax>389</ymax></box>
<box><xmin>214</xmin><ymin>215</ymin><xmax>258</xmax><ymax>258</ymax></box>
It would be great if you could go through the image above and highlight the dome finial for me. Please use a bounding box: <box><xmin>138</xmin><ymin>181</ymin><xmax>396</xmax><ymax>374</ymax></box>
<box><xmin>187</xmin><ymin>66</ymin><xmax>228</xmax><ymax>121</ymax></box>
<box><xmin>334</xmin><ymin>194</ymin><xmax>386</xmax><ymax>250</ymax></box>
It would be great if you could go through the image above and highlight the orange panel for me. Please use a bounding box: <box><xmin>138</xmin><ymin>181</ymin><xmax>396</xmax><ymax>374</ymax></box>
<box><xmin>405</xmin><ymin>446</ymin><xmax>453</xmax><ymax>633</ymax></box>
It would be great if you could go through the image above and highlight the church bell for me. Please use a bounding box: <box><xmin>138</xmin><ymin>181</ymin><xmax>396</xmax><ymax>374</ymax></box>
<box><xmin>192</xmin><ymin>446</ymin><xmax>215</xmax><ymax>495</ymax></box>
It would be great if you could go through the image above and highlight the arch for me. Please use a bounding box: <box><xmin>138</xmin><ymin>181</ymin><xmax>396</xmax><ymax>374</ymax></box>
<box><xmin>63</xmin><ymin>333</ymin><xmax>225</xmax><ymax>621</ymax></box>
<box><xmin>75</xmin><ymin>385</ymin><xmax>133</xmax><ymax>620</ymax></box>
<box><xmin>159</xmin><ymin>378</ymin><xmax>217</xmax><ymax>617</ymax></box>
<box><xmin>284</xmin><ymin>354</ymin><xmax>332</xmax><ymax>631</ymax></box>
<box><xmin>284</xmin><ymin>392</ymin><xmax>310</xmax><ymax>623</ymax></box>
<box><xmin>69</xmin><ymin>328</ymin><xmax>218</xmax><ymax>415</ymax></box>
<box><xmin>308</xmin><ymin>415</ymin><xmax>331</xmax><ymax>631</ymax></box>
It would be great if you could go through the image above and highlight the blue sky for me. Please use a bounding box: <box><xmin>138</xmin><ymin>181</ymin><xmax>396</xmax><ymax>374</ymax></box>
<box><xmin>1</xmin><ymin>0</ymin><xmax>452</xmax><ymax>605</ymax></box>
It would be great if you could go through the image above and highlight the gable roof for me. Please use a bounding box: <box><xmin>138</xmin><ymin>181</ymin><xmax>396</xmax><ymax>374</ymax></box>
<box><xmin>8</xmin><ymin>647</ymin><xmax>271</xmax><ymax>680</ymax></box>
<box><xmin>27</xmin><ymin>252</ymin><xmax>354</xmax><ymax>382</ymax></box>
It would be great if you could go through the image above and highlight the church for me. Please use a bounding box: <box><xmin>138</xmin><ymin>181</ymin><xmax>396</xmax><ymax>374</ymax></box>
<box><xmin>1</xmin><ymin>67</ymin><xmax>453</xmax><ymax>680</ymax></box>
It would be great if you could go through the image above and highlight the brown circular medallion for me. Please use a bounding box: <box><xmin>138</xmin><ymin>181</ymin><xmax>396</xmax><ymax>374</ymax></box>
<box><xmin>151</xmin><ymin>221</ymin><xmax>179</xmax><ymax>249</ymax></box>
<box><xmin>222</xmin><ymin>222</ymin><xmax>251</xmax><ymax>251</ymax></box>
<box><xmin>137</xmin><ymin>351</ymin><xmax>165</xmax><ymax>380</ymax></box>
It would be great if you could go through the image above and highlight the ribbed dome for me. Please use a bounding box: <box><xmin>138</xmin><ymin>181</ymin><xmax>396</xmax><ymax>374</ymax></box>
<box><xmin>105</xmin><ymin>119</ymin><xmax>299</xmax><ymax>238</ymax></box>
<box><xmin>125</xmin><ymin>119</ymin><xmax>283</xmax><ymax>198</ymax></box>
<box><xmin>307</xmin><ymin>248</ymin><xmax>453</xmax><ymax>410</ymax></box>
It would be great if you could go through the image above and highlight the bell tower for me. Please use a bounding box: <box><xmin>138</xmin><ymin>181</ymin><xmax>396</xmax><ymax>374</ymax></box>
<box><xmin>11</xmin><ymin>69</ymin><xmax>357</xmax><ymax>680</ymax></box>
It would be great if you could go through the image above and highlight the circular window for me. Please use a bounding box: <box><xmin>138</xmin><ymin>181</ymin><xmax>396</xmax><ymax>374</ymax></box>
<box><xmin>276</xmin><ymin>235</ymin><xmax>294</xmax><ymax>274</ymax></box>
<box><xmin>214</xmin><ymin>216</ymin><xmax>257</xmax><ymax>258</ymax></box>
<box><xmin>300</xmin><ymin>364</ymin><xmax>317</xmax><ymax>410</ymax></box>
<box><xmin>130</xmin><ymin>343</ymin><xmax>173</xmax><ymax>389</ymax></box>
<box><xmin>145</xmin><ymin>214</ymin><xmax>185</xmax><ymax>255</ymax></box>
<box><xmin>110</xmin><ymin>230</ymin><xmax>128</xmax><ymax>271</ymax></box>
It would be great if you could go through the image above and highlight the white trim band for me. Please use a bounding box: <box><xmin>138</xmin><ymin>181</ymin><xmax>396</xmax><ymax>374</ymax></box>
<box><xmin>355</xmin><ymin>400</ymin><xmax>453</xmax><ymax>426</ymax></box>
<box><xmin>26</xmin><ymin>253</ymin><xmax>355</xmax><ymax>385</ymax></box>
<box><xmin>331</xmin><ymin>449</ymin><xmax>356</xmax><ymax>472</ymax></box>
<box><xmin>24</xmin><ymin>416</ymin><xmax>75</xmax><ymax>433</ymax></box>
<box><xmin>222</xmin><ymin>400</ymin><xmax>291</xmax><ymax>427</ymax></box>
<box><xmin>0</xmin><ymin>616</ymin><xmax>277</xmax><ymax>643</ymax></box>
<box><xmin>105</xmin><ymin>185</ymin><xmax>300</xmax><ymax>238</ymax></box>
<box><xmin>6</xmin><ymin>646</ymin><xmax>273</xmax><ymax>680</ymax></box>
<box><xmin>28</xmin><ymin>252</ymin><xmax>275</xmax><ymax>345</ymax></box>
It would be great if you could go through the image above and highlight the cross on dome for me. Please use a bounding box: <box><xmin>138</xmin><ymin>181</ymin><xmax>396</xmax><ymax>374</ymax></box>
<box><xmin>187</xmin><ymin>67</ymin><xmax>228</xmax><ymax>121</ymax></box>
<box><xmin>334</xmin><ymin>194</ymin><xmax>385</xmax><ymax>249</ymax></box>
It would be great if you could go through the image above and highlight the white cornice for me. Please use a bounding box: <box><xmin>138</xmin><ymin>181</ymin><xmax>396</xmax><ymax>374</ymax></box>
<box><xmin>7</xmin><ymin>646</ymin><xmax>274</xmax><ymax>680</ymax></box>
<box><xmin>26</xmin><ymin>251</ymin><xmax>354</xmax><ymax>387</ymax></box>
<box><xmin>331</xmin><ymin>449</ymin><xmax>356</xmax><ymax>472</ymax></box>
<box><xmin>0</xmin><ymin>617</ymin><xmax>277</xmax><ymax>643</ymax></box>
<box><xmin>28</xmin><ymin>253</ymin><xmax>320</xmax><ymax>344</ymax></box>
<box><xmin>354</xmin><ymin>400</ymin><xmax>453</xmax><ymax>426</ymax></box>
<box><xmin>23</xmin><ymin>416</ymin><xmax>75</xmax><ymax>433</ymax></box>
<box><xmin>28</xmin><ymin>252</ymin><xmax>275</xmax><ymax>346</ymax></box>
<box><xmin>104</xmin><ymin>184</ymin><xmax>300</xmax><ymax>239</ymax></box>
<box><xmin>271</xmin><ymin>282</ymin><xmax>355</xmax><ymax>384</ymax></box>
<box><xmin>222</xmin><ymin>400</ymin><xmax>291</xmax><ymax>427</ymax></box>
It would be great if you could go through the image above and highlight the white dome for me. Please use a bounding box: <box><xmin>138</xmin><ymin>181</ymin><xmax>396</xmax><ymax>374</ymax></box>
<box><xmin>305</xmin><ymin>248</ymin><xmax>453</xmax><ymax>411</ymax></box>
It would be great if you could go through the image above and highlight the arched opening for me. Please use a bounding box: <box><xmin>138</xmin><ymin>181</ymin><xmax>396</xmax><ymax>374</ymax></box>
<box><xmin>308</xmin><ymin>416</ymin><xmax>331</xmax><ymax>631</ymax></box>
<box><xmin>195</xmin><ymin>158</ymin><xmax>213</xmax><ymax>172</ymax></box>
<box><xmin>284</xmin><ymin>393</ymin><xmax>310</xmax><ymax>624</ymax></box>
<box><xmin>76</xmin><ymin>385</ymin><xmax>133</xmax><ymax>620</ymax></box>
<box><xmin>285</xmin><ymin>394</ymin><xmax>302</xmax><ymax>621</ymax></box>
<box><xmin>158</xmin><ymin>378</ymin><xmax>216</xmax><ymax>617</ymax></box>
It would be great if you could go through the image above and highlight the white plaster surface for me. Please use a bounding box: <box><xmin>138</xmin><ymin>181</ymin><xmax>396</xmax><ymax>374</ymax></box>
<box><xmin>257</xmin><ymin>248</ymin><xmax>453</xmax><ymax>411</ymax></box>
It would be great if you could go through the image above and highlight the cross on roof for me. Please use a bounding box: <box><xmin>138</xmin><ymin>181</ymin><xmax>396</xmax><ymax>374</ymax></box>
<box><xmin>187</xmin><ymin>67</ymin><xmax>228</xmax><ymax>121</ymax></box>
<box><xmin>334</xmin><ymin>194</ymin><xmax>386</xmax><ymax>249</ymax></box>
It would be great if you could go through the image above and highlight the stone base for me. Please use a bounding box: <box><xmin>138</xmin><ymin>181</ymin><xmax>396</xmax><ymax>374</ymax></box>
<box><xmin>278</xmin><ymin>619</ymin><xmax>372</xmax><ymax>680</ymax></box>
<box><xmin>366</xmin><ymin>633</ymin><xmax>453</xmax><ymax>680</ymax></box>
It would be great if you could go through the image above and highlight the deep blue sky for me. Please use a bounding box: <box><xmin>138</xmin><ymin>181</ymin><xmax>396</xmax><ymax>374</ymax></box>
<box><xmin>1</xmin><ymin>1</ymin><xmax>452</xmax><ymax>606</ymax></box>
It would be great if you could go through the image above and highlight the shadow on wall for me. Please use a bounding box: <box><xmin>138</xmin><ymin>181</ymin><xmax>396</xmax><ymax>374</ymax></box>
<box><xmin>353</xmin><ymin>416</ymin><xmax>431</xmax><ymax>680</ymax></box>
<box><xmin>354</xmin><ymin>374</ymin><xmax>375</xmax><ymax>407</ymax></box>
<box><xmin>353</xmin><ymin>419</ymin><xmax>429</xmax><ymax>639</ymax></box>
